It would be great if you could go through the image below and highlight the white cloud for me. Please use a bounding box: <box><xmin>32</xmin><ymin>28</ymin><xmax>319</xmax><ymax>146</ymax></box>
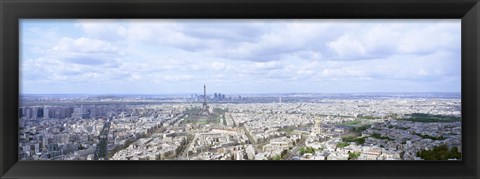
<box><xmin>75</xmin><ymin>20</ymin><xmax>128</xmax><ymax>41</ymax></box>
<box><xmin>54</xmin><ymin>37</ymin><xmax>119</xmax><ymax>54</ymax></box>
<box><xmin>327</xmin><ymin>34</ymin><xmax>368</xmax><ymax>59</ymax></box>
<box><xmin>20</xmin><ymin>19</ymin><xmax>461</xmax><ymax>94</ymax></box>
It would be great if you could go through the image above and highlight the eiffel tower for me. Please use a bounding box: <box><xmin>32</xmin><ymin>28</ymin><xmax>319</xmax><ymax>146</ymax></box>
<box><xmin>201</xmin><ymin>84</ymin><xmax>210</xmax><ymax>115</ymax></box>
<box><xmin>202</xmin><ymin>84</ymin><xmax>208</xmax><ymax>109</ymax></box>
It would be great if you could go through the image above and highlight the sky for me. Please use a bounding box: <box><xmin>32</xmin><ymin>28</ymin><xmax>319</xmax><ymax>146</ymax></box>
<box><xmin>20</xmin><ymin>19</ymin><xmax>461</xmax><ymax>94</ymax></box>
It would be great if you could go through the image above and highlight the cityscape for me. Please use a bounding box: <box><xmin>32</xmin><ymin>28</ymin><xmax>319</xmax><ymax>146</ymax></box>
<box><xmin>19</xmin><ymin>88</ymin><xmax>461</xmax><ymax>160</ymax></box>
<box><xmin>19</xmin><ymin>19</ymin><xmax>461</xmax><ymax>160</ymax></box>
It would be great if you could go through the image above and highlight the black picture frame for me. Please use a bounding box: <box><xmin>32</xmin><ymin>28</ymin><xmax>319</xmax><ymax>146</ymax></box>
<box><xmin>1</xmin><ymin>0</ymin><xmax>479</xmax><ymax>179</ymax></box>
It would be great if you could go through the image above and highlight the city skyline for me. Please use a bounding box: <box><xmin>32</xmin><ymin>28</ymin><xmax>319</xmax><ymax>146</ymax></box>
<box><xmin>21</xmin><ymin>19</ymin><xmax>461</xmax><ymax>94</ymax></box>
<box><xmin>19</xmin><ymin>94</ymin><xmax>462</xmax><ymax>161</ymax></box>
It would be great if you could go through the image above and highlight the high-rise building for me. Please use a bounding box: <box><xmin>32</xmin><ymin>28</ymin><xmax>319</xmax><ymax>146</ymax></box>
<box><xmin>36</xmin><ymin>107</ymin><xmax>43</xmax><ymax>119</ymax></box>
<box><xmin>43</xmin><ymin>107</ymin><xmax>50</xmax><ymax>119</ymax></box>
<box><xmin>66</xmin><ymin>107</ymin><xmax>74</xmax><ymax>118</ymax></box>
<box><xmin>18</xmin><ymin>107</ymin><xmax>24</xmax><ymax>118</ymax></box>
<box><xmin>54</xmin><ymin>107</ymin><xmax>61</xmax><ymax>119</ymax></box>
<box><xmin>72</xmin><ymin>106</ymin><xmax>90</xmax><ymax>119</ymax></box>
<box><xmin>90</xmin><ymin>107</ymin><xmax>98</xmax><ymax>118</ymax></box>
<box><xmin>60</xmin><ymin>107</ymin><xmax>68</xmax><ymax>118</ymax></box>
<box><xmin>32</xmin><ymin>108</ymin><xmax>38</xmax><ymax>120</ymax></box>
<box><xmin>25</xmin><ymin>108</ymin><xmax>32</xmax><ymax>120</ymax></box>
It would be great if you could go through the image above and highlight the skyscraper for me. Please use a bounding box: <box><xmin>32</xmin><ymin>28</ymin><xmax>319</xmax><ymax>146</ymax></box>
<box><xmin>43</xmin><ymin>107</ymin><xmax>50</xmax><ymax>119</ymax></box>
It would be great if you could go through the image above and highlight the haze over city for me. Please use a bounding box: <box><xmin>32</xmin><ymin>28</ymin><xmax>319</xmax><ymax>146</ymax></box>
<box><xmin>20</xmin><ymin>19</ymin><xmax>460</xmax><ymax>94</ymax></box>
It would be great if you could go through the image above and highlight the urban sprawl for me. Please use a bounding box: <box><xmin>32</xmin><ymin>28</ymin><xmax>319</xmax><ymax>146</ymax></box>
<box><xmin>19</xmin><ymin>88</ymin><xmax>461</xmax><ymax>160</ymax></box>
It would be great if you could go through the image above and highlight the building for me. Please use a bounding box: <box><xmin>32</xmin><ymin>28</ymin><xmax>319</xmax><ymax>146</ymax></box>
<box><xmin>311</xmin><ymin>117</ymin><xmax>323</xmax><ymax>136</ymax></box>
<box><xmin>43</xmin><ymin>107</ymin><xmax>50</xmax><ymax>118</ymax></box>
<box><xmin>72</xmin><ymin>106</ymin><xmax>90</xmax><ymax>119</ymax></box>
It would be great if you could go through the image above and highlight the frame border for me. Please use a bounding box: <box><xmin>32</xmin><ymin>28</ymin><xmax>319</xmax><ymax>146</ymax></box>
<box><xmin>1</xmin><ymin>0</ymin><xmax>479</xmax><ymax>179</ymax></box>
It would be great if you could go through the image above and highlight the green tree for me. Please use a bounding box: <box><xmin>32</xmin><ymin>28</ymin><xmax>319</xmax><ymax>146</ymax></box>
<box><xmin>299</xmin><ymin>147</ymin><xmax>315</xmax><ymax>155</ymax></box>
<box><xmin>417</xmin><ymin>144</ymin><xmax>461</xmax><ymax>160</ymax></box>
<box><xmin>336</xmin><ymin>142</ymin><xmax>349</xmax><ymax>148</ymax></box>
<box><xmin>348</xmin><ymin>152</ymin><xmax>361</xmax><ymax>160</ymax></box>
<box><xmin>281</xmin><ymin>149</ymin><xmax>288</xmax><ymax>157</ymax></box>
<box><xmin>342</xmin><ymin>136</ymin><xmax>366</xmax><ymax>145</ymax></box>
<box><xmin>272</xmin><ymin>155</ymin><xmax>282</xmax><ymax>160</ymax></box>
<box><xmin>370</xmin><ymin>133</ymin><xmax>393</xmax><ymax>141</ymax></box>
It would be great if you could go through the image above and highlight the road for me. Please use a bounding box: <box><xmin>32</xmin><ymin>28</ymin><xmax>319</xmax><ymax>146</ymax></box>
<box><xmin>283</xmin><ymin>135</ymin><xmax>307</xmax><ymax>160</ymax></box>
<box><xmin>178</xmin><ymin>133</ymin><xmax>198</xmax><ymax>159</ymax></box>
<box><xmin>94</xmin><ymin>118</ymin><xmax>112</xmax><ymax>160</ymax></box>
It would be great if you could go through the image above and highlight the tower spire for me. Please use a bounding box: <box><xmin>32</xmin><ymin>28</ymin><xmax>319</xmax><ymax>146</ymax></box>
<box><xmin>201</xmin><ymin>84</ymin><xmax>209</xmax><ymax>115</ymax></box>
